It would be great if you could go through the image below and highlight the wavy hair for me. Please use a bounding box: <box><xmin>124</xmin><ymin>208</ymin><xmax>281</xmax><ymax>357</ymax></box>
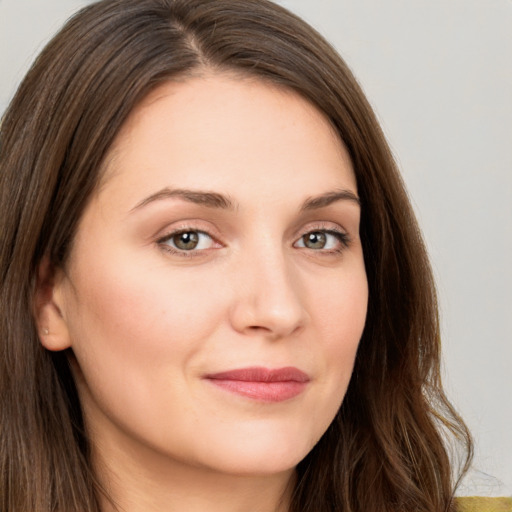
<box><xmin>0</xmin><ymin>0</ymin><xmax>471</xmax><ymax>510</ymax></box>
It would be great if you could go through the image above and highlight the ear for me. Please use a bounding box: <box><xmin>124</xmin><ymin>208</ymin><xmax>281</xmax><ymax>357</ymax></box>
<box><xmin>34</xmin><ymin>256</ymin><xmax>72</xmax><ymax>351</ymax></box>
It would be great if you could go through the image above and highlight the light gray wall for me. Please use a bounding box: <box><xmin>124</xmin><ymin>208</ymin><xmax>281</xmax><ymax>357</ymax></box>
<box><xmin>1</xmin><ymin>0</ymin><xmax>511</xmax><ymax>495</ymax></box>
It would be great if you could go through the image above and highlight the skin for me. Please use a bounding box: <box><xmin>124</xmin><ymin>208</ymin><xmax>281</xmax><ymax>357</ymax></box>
<box><xmin>38</xmin><ymin>73</ymin><xmax>368</xmax><ymax>512</ymax></box>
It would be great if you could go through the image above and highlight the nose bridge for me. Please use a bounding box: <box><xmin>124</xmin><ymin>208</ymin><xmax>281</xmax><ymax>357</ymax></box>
<box><xmin>229</xmin><ymin>234</ymin><xmax>307</xmax><ymax>338</ymax></box>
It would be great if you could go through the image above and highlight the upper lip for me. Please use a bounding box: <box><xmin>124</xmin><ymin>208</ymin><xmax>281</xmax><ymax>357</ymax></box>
<box><xmin>204</xmin><ymin>366</ymin><xmax>310</xmax><ymax>383</ymax></box>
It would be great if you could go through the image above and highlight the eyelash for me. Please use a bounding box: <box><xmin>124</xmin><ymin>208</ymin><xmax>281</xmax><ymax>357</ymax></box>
<box><xmin>157</xmin><ymin>225</ymin><xmax>351</xmax><ymax>258</ymax></box>
<box><xmin>295</xmin><ymin>228</ymin><xmax>351</xmax><ymax>254</ymax></box>
<box><xmin>157</xmin><ymin>229</ymin><xmax>218</xmax><ymax>258</ymax></box>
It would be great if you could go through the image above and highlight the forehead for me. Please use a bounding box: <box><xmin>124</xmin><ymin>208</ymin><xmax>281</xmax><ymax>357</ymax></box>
<box><xmin>98</xmin><ymin>73</ymin><xmax>356</xmax><ymax>208</ymax></box>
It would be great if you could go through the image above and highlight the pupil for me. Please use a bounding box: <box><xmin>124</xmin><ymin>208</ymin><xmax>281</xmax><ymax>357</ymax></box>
<box><xmin>305</xmin><ymin>232</ymin><xmax>326</xmax><ymax>249</ymax></box>
<box><xmin>174</xmin><ymin>231</ymin><xmax>199</xmax><ymax>250</ymax></box>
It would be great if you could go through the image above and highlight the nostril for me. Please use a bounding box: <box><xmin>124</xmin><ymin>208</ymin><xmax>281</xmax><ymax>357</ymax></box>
<box><xmin>244</xmin><ymin>321</ymin><xmax>303</xmax><ymax>340</ymax></box>
<box><xmin>247</xmin><ymin>325</ymin><xmax>272</xmax><ymax>333</ymax></box>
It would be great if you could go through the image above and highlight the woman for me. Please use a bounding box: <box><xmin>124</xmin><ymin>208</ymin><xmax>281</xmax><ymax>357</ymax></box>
<box><xmin>0</xmin><ymin>0</ymin><xmax>472</xmax><ymax>511</ymax></box>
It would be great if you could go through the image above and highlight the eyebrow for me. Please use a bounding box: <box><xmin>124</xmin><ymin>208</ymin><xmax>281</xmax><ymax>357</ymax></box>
<box><xmin>130</xmin><ymin>188</ymin><xmax>235</xmax><ymax>212</ymax></box>
<box><xmin>300</xmin><ymin>189</ymin><xmax>360</xmax><ymax>210</ymax></box>
<box><xmin>130</xmin><ymin>187</ymin><xmax>360</xmax><ymax>213</ymax></box>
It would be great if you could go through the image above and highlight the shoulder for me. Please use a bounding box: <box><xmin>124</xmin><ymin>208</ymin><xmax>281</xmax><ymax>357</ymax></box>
<box><xmin>456</xmin><ymin>497</ymin><xmax>512</xmax><ymax>512</ymax></box>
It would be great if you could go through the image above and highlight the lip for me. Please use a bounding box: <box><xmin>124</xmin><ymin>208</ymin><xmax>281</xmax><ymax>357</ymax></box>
<box><xmin>204</xmin><ymin>366</ymin><xmax>310</xmax><ymax>402</ymax></box>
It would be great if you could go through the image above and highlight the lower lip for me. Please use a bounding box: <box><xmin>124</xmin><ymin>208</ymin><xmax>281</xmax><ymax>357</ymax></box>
<box><xmin>207</xmin><ymin>379</ymin><xmax>307</xmax><ymax>402</ymax></box>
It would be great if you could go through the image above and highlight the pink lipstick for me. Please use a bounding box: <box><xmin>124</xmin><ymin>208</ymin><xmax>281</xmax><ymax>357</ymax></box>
<box><xmin>204</xmin><ymin>367</ymin><xmax>309</xmax><ymax>402</ymax></box>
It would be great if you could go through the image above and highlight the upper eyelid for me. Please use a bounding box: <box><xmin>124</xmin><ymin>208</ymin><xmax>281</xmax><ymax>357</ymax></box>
<box><xmin>158</xmin><ymin>228</ymin><xmax>211</xmax><ymax>239</ymax></box>
<box><xmin>294</xmin><ymin>220</ymin><xmax>349</xmax><ymax>237</ymax></box>
<box><xmin>156</xmin><ymin>220</ymin><xmax>221</xmax><ymax>240</ymax></box>
<box><xmin>157</xmin><ymin>221</ymin><xmax>347</xmax><ymax>235</ymax></box>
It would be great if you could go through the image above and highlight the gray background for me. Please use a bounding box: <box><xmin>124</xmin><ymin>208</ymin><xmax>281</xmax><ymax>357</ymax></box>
<box><xmin>1</xmin><ymin>0</ymin><xmax>511</xmax><ymax>495</ymax></box>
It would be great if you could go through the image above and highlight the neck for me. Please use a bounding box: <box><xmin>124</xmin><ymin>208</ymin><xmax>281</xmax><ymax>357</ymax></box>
<box><xmin>93</xmin><ymin>432</ymin><xmax>295</xmax><ymax>512</ymax></box>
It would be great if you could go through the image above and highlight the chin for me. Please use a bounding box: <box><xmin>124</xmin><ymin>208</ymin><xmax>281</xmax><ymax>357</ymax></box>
<box><xmin>199</xmin><ymin>450</ymin><xmax>305</xmax><ymax>477</ymax></box>
<box><xmin>182</xmin><ymin>421</ymin><xmax>321</xmax><ymax>477</ymax></box>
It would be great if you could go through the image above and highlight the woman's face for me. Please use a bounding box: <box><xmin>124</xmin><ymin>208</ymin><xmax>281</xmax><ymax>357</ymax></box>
<box><xmin>50</xmin><ymin>74</ymin><xmax>368</xmax><ymax>477</ymax></box>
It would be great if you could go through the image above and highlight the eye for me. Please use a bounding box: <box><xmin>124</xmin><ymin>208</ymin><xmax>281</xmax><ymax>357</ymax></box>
<box><xmin>159</xmin><ymin>230</ymin><xmax>215</xmax><ymax>252</ymax></box>
<box><xmin>294</xmin><ymin>230</ymin><xmax>349</xmax><ymax>251</ymax></box>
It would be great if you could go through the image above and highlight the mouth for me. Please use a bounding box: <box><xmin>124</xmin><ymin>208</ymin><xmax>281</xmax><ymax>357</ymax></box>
<box><xmin>204</xmin><ymin>366</ymin><xmax>310</xmax><ymax>402</ymax></box>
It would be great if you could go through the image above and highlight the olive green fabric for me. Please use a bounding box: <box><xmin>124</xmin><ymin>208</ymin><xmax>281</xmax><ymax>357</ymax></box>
<box><xmin>456</xmin><ymin>497</ymin><xmax>512</xmax><ymax>512</ymax></box>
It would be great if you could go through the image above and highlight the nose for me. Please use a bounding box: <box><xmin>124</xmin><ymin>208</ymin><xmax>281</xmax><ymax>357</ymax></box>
<box><xmin>229</xmin><ymin>249</ymin><xmax>308</xmax><ymax>340</ymax></box>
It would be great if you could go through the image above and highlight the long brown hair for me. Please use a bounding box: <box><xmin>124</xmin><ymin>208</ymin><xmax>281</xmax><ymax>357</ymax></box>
<box><xmin>0</xmin><ymin>0</ymin><xmax>472</xmax><ymax>510</ymax></box>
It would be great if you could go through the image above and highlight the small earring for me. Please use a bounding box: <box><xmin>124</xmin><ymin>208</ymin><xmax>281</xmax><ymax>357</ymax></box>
<box><xmin>43</xmin><ymin>328</ymin><xmax>49</xmax><ymax>335</ymax></box>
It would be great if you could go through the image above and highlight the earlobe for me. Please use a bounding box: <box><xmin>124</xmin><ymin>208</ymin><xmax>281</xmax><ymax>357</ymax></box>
<box><xmin>34</xmin><ymin>256</ymin><xmax>72</xmax><ymax>351</ymax></box>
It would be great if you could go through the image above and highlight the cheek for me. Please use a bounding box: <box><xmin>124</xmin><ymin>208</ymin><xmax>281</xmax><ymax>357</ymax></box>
<box><xmin>69</xmin><ymin>254</ymin><xmax>222</xmax><ymax>355</ymax></box>
<box><xmin>309</xmin><ymin>264</ymin><xmax>368</xmax><ymax>386</ymax></box>
<box><xmin>62</xmin><ymin>252</ymin><xmax>228</xmax><ymax>421</ymax></box>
